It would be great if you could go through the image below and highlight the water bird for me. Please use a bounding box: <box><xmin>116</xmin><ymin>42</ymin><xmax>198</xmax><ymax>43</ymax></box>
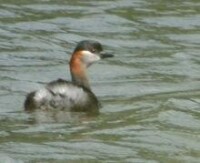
<box><xmin>24</xmin><ymin>40</ymin><xmax>114</xmax><ymax>114</ymax></box>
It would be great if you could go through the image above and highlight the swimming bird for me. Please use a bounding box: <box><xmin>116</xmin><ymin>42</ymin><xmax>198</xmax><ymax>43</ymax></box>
<box><xmin>24</xmin><ymin>40</ymin><xmax>113</xmax><ymax>114</ymax></box>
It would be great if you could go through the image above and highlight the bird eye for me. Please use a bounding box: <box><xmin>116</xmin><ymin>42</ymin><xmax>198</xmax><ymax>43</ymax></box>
<box><xmin>91</xmin><ymin>49</ymin><xmax>96</xmax><ymax>53</ymax></box>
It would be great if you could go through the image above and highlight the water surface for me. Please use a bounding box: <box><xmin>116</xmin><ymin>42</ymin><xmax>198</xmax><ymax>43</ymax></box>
<box><xmin>0</xmin><ymin>0</ymin><xmax>200</xmax><ymax>162</ymax></box>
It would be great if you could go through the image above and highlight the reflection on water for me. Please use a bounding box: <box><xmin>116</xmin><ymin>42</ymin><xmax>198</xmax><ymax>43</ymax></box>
<box><xmin>0</xmin><ymin>0</ymin><xmax>200</xmax><ymax>162</ymax></box>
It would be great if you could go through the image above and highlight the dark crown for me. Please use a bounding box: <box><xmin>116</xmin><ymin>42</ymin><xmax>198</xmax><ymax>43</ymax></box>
<box><xmin>74</xmin><ymin>40</ymin><xmax>103</xmax><ymax>53</ymax></box>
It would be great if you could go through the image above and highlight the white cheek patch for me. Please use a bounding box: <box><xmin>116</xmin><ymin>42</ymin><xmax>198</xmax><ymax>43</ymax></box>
<box><xmin>82</xmin><ymin>50</ymin><xmax>100</xmax><ymax>66</ymax></box>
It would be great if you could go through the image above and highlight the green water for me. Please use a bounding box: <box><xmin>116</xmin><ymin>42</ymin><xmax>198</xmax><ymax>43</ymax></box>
<box><xmin>0</xmin><ymin>0</ymin><xmax>200</xmax><ymax>162</ymax></box>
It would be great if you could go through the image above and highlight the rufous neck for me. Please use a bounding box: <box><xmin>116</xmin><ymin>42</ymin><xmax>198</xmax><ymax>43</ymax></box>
<box><xmin>70</xmin><ymin>52</ymin><xmax>91</xmax><ymax>90</ymax></box>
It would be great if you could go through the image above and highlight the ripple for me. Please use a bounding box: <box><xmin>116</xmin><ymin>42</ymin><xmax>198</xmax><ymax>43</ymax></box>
<box><xmin>142</xmin><ymin>15</ymin><xmax>200</xmax><ymax>29</ymax></box>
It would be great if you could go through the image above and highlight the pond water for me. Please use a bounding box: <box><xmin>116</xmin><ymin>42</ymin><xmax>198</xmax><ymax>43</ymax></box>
<box><xmin>0</xmin><ymin>0</ymin><xmax>200</xmax><ymax>162</ymax></box>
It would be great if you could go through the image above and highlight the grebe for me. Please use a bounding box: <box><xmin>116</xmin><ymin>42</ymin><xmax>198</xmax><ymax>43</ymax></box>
<box><xmin>24</xmin><ymin>40</ymin><xmax>113</xmax><ymax>114</ymax></box>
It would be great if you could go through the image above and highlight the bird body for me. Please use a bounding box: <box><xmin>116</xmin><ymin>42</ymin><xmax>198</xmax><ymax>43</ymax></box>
<box><xmin>24</xmin><ymin>40</ymin><xmax>113</xmax><ymax>113</ymax></box>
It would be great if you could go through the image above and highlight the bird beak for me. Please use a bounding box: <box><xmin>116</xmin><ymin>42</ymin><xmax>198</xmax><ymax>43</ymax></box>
<box><xmin>100</xmin><ymin>51</ymin><xmax>114</xmax><ymax>59</ymax></box>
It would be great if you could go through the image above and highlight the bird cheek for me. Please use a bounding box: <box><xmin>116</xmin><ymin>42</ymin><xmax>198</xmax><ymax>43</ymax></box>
<box><xmin>83</xmin><ymin>53</ymin><xmax>100</xmax><ymax>66</ymax></box>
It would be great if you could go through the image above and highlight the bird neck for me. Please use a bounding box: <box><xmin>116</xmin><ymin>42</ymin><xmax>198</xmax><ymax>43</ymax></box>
<box><xmin>70</xmin><ymin>52</ymin><xmax>91</xmax><ymax>90</ymax></box>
